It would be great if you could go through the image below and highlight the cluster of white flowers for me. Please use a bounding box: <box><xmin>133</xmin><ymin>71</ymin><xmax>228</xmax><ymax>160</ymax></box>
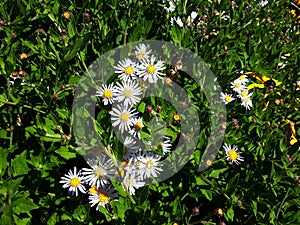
<box><xmin>61</xmin><ymin>44</ymin><xmax>175</xmax><ymax>208</ymax></box>
<box><xmin>170</xmin><ymin>9</ymin><xmax>229</xmax><ymax>28</ymax></box>
<box><xmin>162</xmin><ymin>0</ymin><xmax>180</xmax><ymax>12</ymax></box>
<box><xmin>220</xmin><ymin>72</ymin><xmax>253</xmax><ymax>110</ymax></box>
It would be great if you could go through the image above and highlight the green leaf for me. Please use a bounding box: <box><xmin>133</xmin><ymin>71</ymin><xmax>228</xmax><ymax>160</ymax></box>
<box><xmin>12</xmin><ymin>151</ymin><xmax>29</xmax><ymax>176</ymax></box>
<box><xmin>225</xmin><ymin>207</ymin><xmax>235</xmax><ymax>221</ymax></box>
<box><xmin>14</xmin><ymin>198</ymin><xmax>38</xmax><ymax>215</ymax></box>
<box><xmin>55</xmin><ymin>146</ymin><xmax>76</xmax><ymax>159</ymax></box>
<box><xmin>209</xmin><ymin>168</ymin><xmax>227</xmax><ymax>179</ymax></box>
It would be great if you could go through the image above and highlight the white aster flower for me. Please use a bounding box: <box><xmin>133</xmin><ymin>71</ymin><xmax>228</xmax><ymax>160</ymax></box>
<box><xmin>220</xmin><ymin>92</ymin><xmax>235</xmax><ymax>104</ymax></box>
<box><xmin>231</xmin><ymin>79</ymin><xmax>247</xmax><ymax>93</ymax></box>
<box><xmin>89</xmin><ymin>185</ymin><xmax>118</xmax><ymax>208</ymax></box>
<box><xmin>238</xmin><ymin>73</ymin><xmax>249</xmax><ymax>85</ymax></box>
<box><xmin>296</xmin><ymin>81</ymin><xmax>300</xmax><ymax>91</ymax></box>
<box><xmin>60</xmin><ymin>167</ymin><xmax>86</xmax><ymax>196</ymax></box>
<box><xmin>164</xmin><ymin>0</ymin><xmax>176</xmax><ymax>12</ymax></box>
<box><xmin>115</xmin><ymin>80</ymin><xmax>142</xmax><ymax>107</ymax></box>
<box><xmin>278</xmin><ymin>62</ymin><xmax>287</xmax><ymax>69</ymax></box>
<box><xmin>122</xmin><ymin>172</ymin><xmax>145</xmax><ymax>195</ymax></box>
<box><xmin>111</xmin><ymin>104</ymin><xmax>138</xmax><ymax>133</ymax></box>
<box><xmin>135</xmin><ymin>43</ymin><xmax>152</xmax><ymax>61</ymax></box>
<box><xmin>258</xmin><ymin>0</ymin><xmax>268</xmax><ymax>7</ymax></box>
<box><xmin>223</xmin><ymin>143</ymin><xmax>244</xmax><ymax>165</ymax></box>
<box><xmin>95</xmin><ymin>83</ymin><xmax>116</xmax><ymax>105</ymax></box>
<box><xmin>138</xmin><ymin>153</ymin><xmax>163</xmax><ymax>179</ymax></box>
<box><xmin>171</xmin><ymin>16</ymin><xmax>183</xmax><ymax>27</ymax></box>
<box><xmin>238</xmin><ymin>89</ymin><xmax>249</xmax><ymax>99</ymax></box>
<box><xmin>114</xmin><ymin>58</ymin><xmax>138</xmax><ymax>81</ymax></box>
<box><xmin>123</xmin><ymin>136</ymin><xmax>139</xmax><ymax>160</ymax></box>
<box><xmin>159</xmin><ymin>137</ymin><xmax>172</xmax><ymax>155</ymax></box>
<box><xmin>137</xmin><ymin>55</ymin><xmax>165</xmax><ymax>83</ymax></box>
<box><xmin>82</xmin><ymin>156</ymin><xmax>116</xmax><ymax>187</ymax></box>
<box><xmin>241</xmin><ymin>93</ymin><xmax>253</xmax><ymax>110</ymax></box>
<box><xmin>129</xmin><ymin>117</ymin><xmax>144</xmax><ymax>139</ymax></box>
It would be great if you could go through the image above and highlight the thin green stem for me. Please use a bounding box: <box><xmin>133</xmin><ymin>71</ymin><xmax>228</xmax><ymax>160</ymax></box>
<box><xmin>276</xmin><ymin>188</ymin><xmax>290</xmax><ymax>221</ymax></box>
<box><xmin>0</xmin><ymin>99</ymin><xmax>46</xmax><ymax>114</ymax></box>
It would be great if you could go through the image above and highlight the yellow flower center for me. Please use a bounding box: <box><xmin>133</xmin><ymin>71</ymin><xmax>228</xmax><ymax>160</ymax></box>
<box><xmin>146</xmin><ymin>65</ymin><xmax>155</xmax><ymax>74</ymax></box>
<box><xmin>136</xmin><ymin>54</ymin><xmax>143</xmax><ymax>61</ymax></box>
<box><xmin>141</xmin><ymin>49</ymin><xmax>147</xmax><ymax>55</ymax></box>
<box><xmin>245</xmin><ymin>98</ymin><xmax>250</xmax><ymax>103</ymax></box>
<box><xmin>134</xmin><ymin>122</ymin><xmax>143</xmax><ymax>130</ymax></box>
<box><xmin>70</xmin><ymin>177</ymin><xmax>80</xmax><ymax>187</ymax></box>
<box><xmin>228</xmin><ymin>150</ymin><xmax>238</xmax><ymax>160</ymax></box>
<box><xmin>241</xmin><ymin>91</ymin><xmax>247</xmax><ymax>98</ymax></box>
<box><xmin>235</xmin><ymin>83</ymin><xmax>241</xmax><ymax>88</ymax></box>
<box><xmin>120</xmin><ymin>113</ymin><xmax>130</xmax><ymax>122</ymax></box>
<box><xmin>239</xmin><ymin>75</ymin><xmax>245</xmax><ymax>80</ymax></box>
<box><xmin>125</xmin><ymin>66</ymin><xmax>134</xmax><ymax>75</ymax></box>
<box><xmin>124</xmin><ymin>176</ymin><xmax>135</xmax><ymax>186</ymax></box>
<box><xmin>225</xmin><ymin>95</ymin><xmax>231</xmax><ymax>102</ymax></box>
<box><xmin>298</xmin><ymin>83</ymin><xmax>300</xmax><ymax>88</ymax></box>
<box><xmin>146</xmin><ymin>160</ymin><xmax>154</xmax><ymax>168</ymax></box>
<box><xmin>173</xmin><ymin>114</ymin><xmax>180</xmax><ymax>121</ymax></box>
<box><xmin>99</xmin><ymin>192</ymin><xmax>110</xmax><ymax>203</ymax></box>
<box><xmin>89</xmin><ymin>186</ymin><xmax>98</xmax><ymax>194</ymax></box>
<box><xmin>124</xmin><ymin>89</ymin><xmax>132</xmax><ymax>98</ymax></box>
<box><xmin>103</xmin><ymin>89</ymin><xmax>113</xmax><ymax>99</ymax></box>
<box><xmin>94</xmin><ymin>167</ymin><xmax>106</xmax><ymax>179</ymax></box>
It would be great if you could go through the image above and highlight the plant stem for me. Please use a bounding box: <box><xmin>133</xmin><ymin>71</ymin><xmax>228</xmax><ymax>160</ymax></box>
<box><xmin>0</xmin><ymin>99</ymin><xmax>46</xmax><ymax>114</ymax></box>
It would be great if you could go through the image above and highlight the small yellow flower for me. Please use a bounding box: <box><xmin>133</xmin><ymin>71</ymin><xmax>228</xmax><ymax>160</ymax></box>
<box><xmin>63</xmin><ymin>11</ymin><xmax>71</xmax><ymax>20</ymax></box>
<box><xmin>173</xmin><ymin>113</ymin><xmax>181</xmax><ymax>122</ymax></box>
<box><xmin>206</xmin><ymin>160</ymin><xmax>212</xmax><ymax>167</ymax></box>
<box><xmin>215</xmin><ymin>208</ymin><xmax>224</xmax><ymax>217</ymax></box>
<box><xmin>20</xmin><ymin>53</ymin><xmax>28</xmax><ymax>60</ymax></box>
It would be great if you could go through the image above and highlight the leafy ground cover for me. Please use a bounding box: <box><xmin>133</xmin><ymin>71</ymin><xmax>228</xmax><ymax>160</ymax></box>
<box><xmin>0</xmin><ymin>0</ymin><xmax>299</xmax><ymax>224</ymax></box>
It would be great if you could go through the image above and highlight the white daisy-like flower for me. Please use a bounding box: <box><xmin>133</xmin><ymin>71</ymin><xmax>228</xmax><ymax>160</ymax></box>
<box><xmin>296</xmin><ymin>81</ymin><xmax>300</xmax><ymax>91</ymax></box>
<box><xmin>137</xmin><ymin>55</ymin><xmax>165</xmax><ymax>83</ymax></box>
<box><xmin>164</xmin><ymin>0</ymin><xmax>176</xmax><ymax>12</ymax></box>
<box><xmin>278</xmin><ymin>62</ymin><xmax>287</xmax><ymax>69</ymax></box>
<box><xmin>114</xmin><ymin>58</ymin><xmax>138</xmax><ymax>81</ymax></box>
<box><xmin>89</xmin><ymin>185</ymin><xmax>118</xmax><ymax>208</ymax></box>
<box><xmin>115</xmin><ymin>80</ymin><xmax>142</xmax><ymax>107</ymax></box>
<box><xmin>241</xmin><ymin>93</ymin><xmax>253</xmax><ymax>110</ymax></box>
<box><xmin>129</xmin><ymin>117</ymin><xmax>144</xmax><ymax>139</ymax></box>
<box><xmin>123</xmin><ymin>136</ymin><xmax>139</xmax><ymax>160</ymax></box>
<box><xmin>258</xmin><ymin>0</ymin><xmax>268</xmax><ymax>7</ymax></box>
<box><xmin>82</xmin><ymin>156</ymin><xmax>116</xmax><ymax>187</ymax></box>
<box><xmin>135</xmin><ymin>43</ymin><xmax>152</xmax><ymax>61</ymax></box>
<box><xmin>238</xmin><ymin>89</ymin><xmax>249</xmax><ymax>99</ymax></box>
<box><xmin>111</xmin><ymin>104</ymin><xmax>138</xmax><ymax>133</ymax></box>
<box><xmin>159</xmin><ymin>137</ymin><xmax>172</xmax><ymax>155</ymax></box>
<box><xmin>138</xmin><ymin>153</ymin><xmax>163</xmax><ymax>179</ymax></box>
<box><xmin>223</xmin><ymin>143</ymin><xmax>244</xmax><ymax>165</ymax></box>
<box><xmin>95</xmin><ymin>83</ymin><xmax>116</xmax><ymax>105</ymax></box>
<box><xmin>238</xmin><ymin>74</ymin><xmax>249</xmax><ymax>85</ymax></box>
<box><xmin>122</xmin><ymin>172</ymin><xmax>145</xmax><ymax>195</ymax></box>
<box><xmin>220</xmin><ymin>92</ymin><xmax>235</xmax><ymax>104</ymax></box>
<box><xmin>231</xmin><ymin>79</ymin><xmax>247</xmax><ymax>93</ymax></box>
<box><xmin>170</xmin><ymin>16</ymin><xmax>184</xmax><ymax>27</ymax></box>
<box><xmin>60</xmin><ymin>167</ymin><xmax>86</xmax><ymax>196</ymax></box>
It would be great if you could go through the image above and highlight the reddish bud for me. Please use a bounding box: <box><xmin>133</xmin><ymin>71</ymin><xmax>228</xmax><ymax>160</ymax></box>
<box><xmin>193</xmin><ymin>207</ymin><xmax>200</xmax><ymax>215</ymax></box>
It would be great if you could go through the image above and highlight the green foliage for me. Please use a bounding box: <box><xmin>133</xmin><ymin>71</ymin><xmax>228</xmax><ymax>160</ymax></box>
<box><xmin>0</xmin><ymin>0</ymin><xmax>299</xmax><ymax>224</ymax></box>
